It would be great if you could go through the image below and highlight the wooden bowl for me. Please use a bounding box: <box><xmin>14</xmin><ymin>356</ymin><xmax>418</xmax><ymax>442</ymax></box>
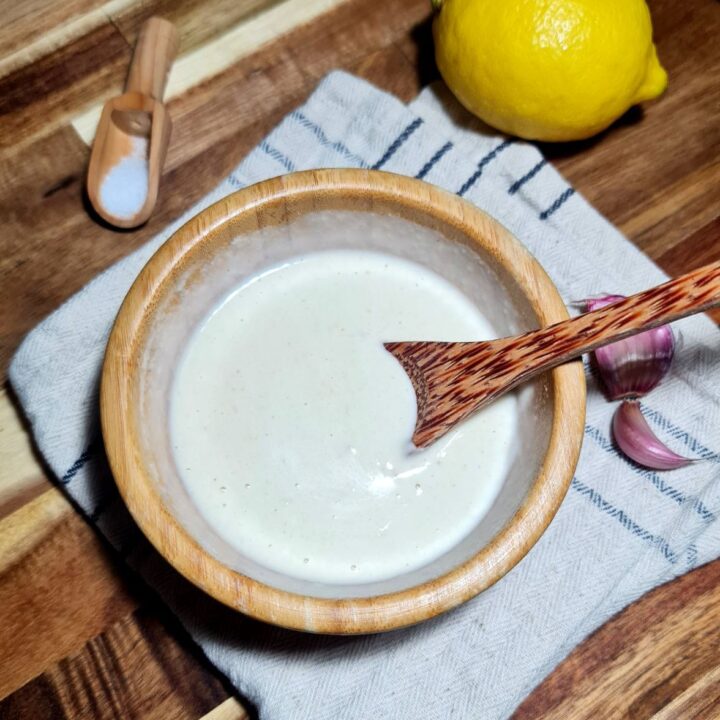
<box><xmin>101</xmin><ymin>169</ymin><xmax>586</xmax><ymax>634</ymax></box>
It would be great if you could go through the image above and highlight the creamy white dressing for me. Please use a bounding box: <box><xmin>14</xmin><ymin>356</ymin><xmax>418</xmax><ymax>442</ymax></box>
<box><xmin>171</xmin><ymin>249</ymin><xmax>517</xmax><ymax>584</ymax></box>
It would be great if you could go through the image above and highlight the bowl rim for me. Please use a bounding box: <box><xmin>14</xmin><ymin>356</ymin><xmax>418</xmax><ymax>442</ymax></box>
<box><xmin>101</xmin><ymin>168</ymin><xmax>586</xmax><ymax>634</ymax></box>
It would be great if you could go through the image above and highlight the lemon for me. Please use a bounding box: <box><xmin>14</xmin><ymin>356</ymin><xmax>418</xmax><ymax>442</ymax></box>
<box><xmin>432</xmin><ymin>0</ymin><xmax>667</xmax><ymax>141</ymax></box>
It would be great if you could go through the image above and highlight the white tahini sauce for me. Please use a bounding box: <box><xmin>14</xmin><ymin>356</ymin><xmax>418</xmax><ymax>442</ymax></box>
<box><xmin>171</xmin><ymin>250</ymin><xmax>518</xmax><ymax>584</ymax></box>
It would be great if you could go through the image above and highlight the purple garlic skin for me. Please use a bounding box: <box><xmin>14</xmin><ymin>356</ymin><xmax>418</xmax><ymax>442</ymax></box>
<box><xmin>612</xmin><ymin>400</ymin><xmax>694</xmax><ymax>471</ymax></box>
<box><xmin>586</xmin><ymin>295</ymin><xmax>675</xmax><ymax>400</ymax></box>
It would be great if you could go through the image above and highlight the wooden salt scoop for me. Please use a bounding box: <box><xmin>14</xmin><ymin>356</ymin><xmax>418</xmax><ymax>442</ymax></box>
<box><xmin>386</xmin><ymin>259</ymin><xmax>720</xmax><ymax>448</ymax></box>
<box><xmin>87</xmin><ymin>17</ymin><xmax>178</xmax><ymax>228</ymax></box>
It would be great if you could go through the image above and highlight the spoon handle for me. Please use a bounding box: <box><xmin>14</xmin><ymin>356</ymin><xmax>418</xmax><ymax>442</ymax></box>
<box><xmin>523</xmin><ymin>259</ymin><xmax>720</xmax><ymax>371</ymax></box>
<box><xmin>126</xmin><ymin>17</ymin><xmax>179</xmax><ymax>100</ymax></box>
<box><xmin>387</xmin><ymin>259</ymin><xmax>720</xmax><ymax>448</ymax></box>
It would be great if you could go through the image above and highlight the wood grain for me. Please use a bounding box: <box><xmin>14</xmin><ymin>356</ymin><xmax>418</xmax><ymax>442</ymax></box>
<box><xmin>124</xmin><ymin>16</ymin><xmax>178</xmax><ymax>101</ymax></box>
<box><xmin>0</xmin><ymin>21</ymin><xmax>130</xmax><ymax>154</ymax></box>
<box><xmin>0</xmin><ymin>486</ymin><xmax>137</xmax><ymax>699</ymax></box>
<box><xmin>0</xmin><ymin>0</ymin><xmax>718</xmax><ymax>713</ymax></box>
<box><xmin>388</xmin><ymin>261</ymin><xmax>720</xmax><ymax>447</ymax></box>
<box><xmin>513</xmin><ymin>559</ymin><xmax>720</xmax><ymax>719</ymax></box>
<box><xmin>0</xmin><ymin>0</ymin><xmax>305</xmax><ymax>152</ymax></box>
<box><xmin>0</xmin><ymin>394</ymin><xmax>235</xmax><ymax>715</ymax></box>
<box><xmin>0</xmin><ymin>608</ymin><xmax>233</xmax><ymax>719</ymax></box>
<box><xmin>199</xmin><ymin>698</ymin><xmax>248</xmax><ymax>720</ymax></box>
<box><xmin>650</xmin><ymin>667</ymin><xmax>720</xmax><ymax>720</ymax></box>
<box><xmin>0</xmin><ymin>0</ymin><xmax>431</xmax><ymax>376</ymax></box>
<box><xmin>0</xmin><ymin>389</ymin><xmax>49</xmax><ymax>520</ymax></box>
<box><xmin>72</xmin><ymin>0</ymin><xmax>347</xmax><ymax>145</ymax></box>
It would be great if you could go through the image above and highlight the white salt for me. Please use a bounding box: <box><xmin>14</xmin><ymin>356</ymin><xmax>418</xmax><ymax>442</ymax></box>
<box><xmin>171</xmin><ymin>250</ymin><xmax>518</xmax><ymax>584</ymax></box>
<box><xmin>99</xmin><ymin>136</ymin><xmax>149</xmax><ymax>219</ymax></box>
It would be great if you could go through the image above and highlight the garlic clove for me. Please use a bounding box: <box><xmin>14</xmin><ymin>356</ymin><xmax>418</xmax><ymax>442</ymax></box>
<box><xmin>612</xmin><ymin>400</ymin><xmax>695</xmax><ymax>471</ymax></box>
<box><xmin>586</xmin><ymin>294</ymin><xmax>675</xmax><ymax>400</ymax></box>
<box><xmin>584</xmin><ymin>295</ymin><xmax>626</xmax><ymax>311</ymax></box>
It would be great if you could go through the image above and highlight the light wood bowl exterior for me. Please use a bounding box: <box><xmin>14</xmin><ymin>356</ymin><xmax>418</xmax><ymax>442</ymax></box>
<box><xmin>101</xmin><ymin>169</ymin><xmax>586</xmax><ymax>634</ymax></box>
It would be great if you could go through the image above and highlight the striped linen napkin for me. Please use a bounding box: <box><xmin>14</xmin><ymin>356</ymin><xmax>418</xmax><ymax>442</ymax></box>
<box><xmin>9</xmin><ymin>71</ymin><xmax>720</xmax><ymax>719</ymax></box>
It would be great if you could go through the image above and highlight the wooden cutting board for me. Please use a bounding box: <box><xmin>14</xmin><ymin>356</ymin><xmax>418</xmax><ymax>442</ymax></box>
<box><xmin>514</xmin><ymin>558</ymin><xmax>720</xmax><ymax>719</ymax></box>
<box><xmin>0</xmin><ymin>0</ymin><xmax>719</xmax><ymax>717</ymax></box>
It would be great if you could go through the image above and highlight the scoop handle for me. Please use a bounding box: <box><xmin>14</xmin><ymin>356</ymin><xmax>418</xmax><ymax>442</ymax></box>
<box><xmin>125</xmin><ymin>17</ymin><xmax>179</xmax><ymax>100</ymax></box>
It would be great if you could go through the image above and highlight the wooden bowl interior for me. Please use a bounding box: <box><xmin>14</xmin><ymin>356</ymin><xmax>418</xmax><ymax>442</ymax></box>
<box><xmin>130</xmin><ymin>190</ymin><xmax>556</xmax><ymax>599</ymax></box>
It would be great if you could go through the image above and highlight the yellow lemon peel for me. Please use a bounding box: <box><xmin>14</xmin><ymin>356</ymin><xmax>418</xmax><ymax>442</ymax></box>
<box><xmin>433</xmin><ymin>0</ymin><xmax>667</xmax><ymax>142</ymax></box>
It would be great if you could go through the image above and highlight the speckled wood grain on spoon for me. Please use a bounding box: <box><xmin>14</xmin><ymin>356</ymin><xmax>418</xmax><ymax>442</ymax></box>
<box><xmin>386</xmin><ymin>260</ymin><xmax>720</xmax><ymax>448</ymax></box>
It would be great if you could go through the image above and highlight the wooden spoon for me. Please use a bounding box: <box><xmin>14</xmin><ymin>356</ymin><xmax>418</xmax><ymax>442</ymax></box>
<box><xmin>87</xmin><ymin>17</ymin><xmax>178</xmax><ymax>229</ymax></box>
<box><xmin>386</xmin><ymin>259</ymin><xmax>720</xmax><ymax>448</ymax></box>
